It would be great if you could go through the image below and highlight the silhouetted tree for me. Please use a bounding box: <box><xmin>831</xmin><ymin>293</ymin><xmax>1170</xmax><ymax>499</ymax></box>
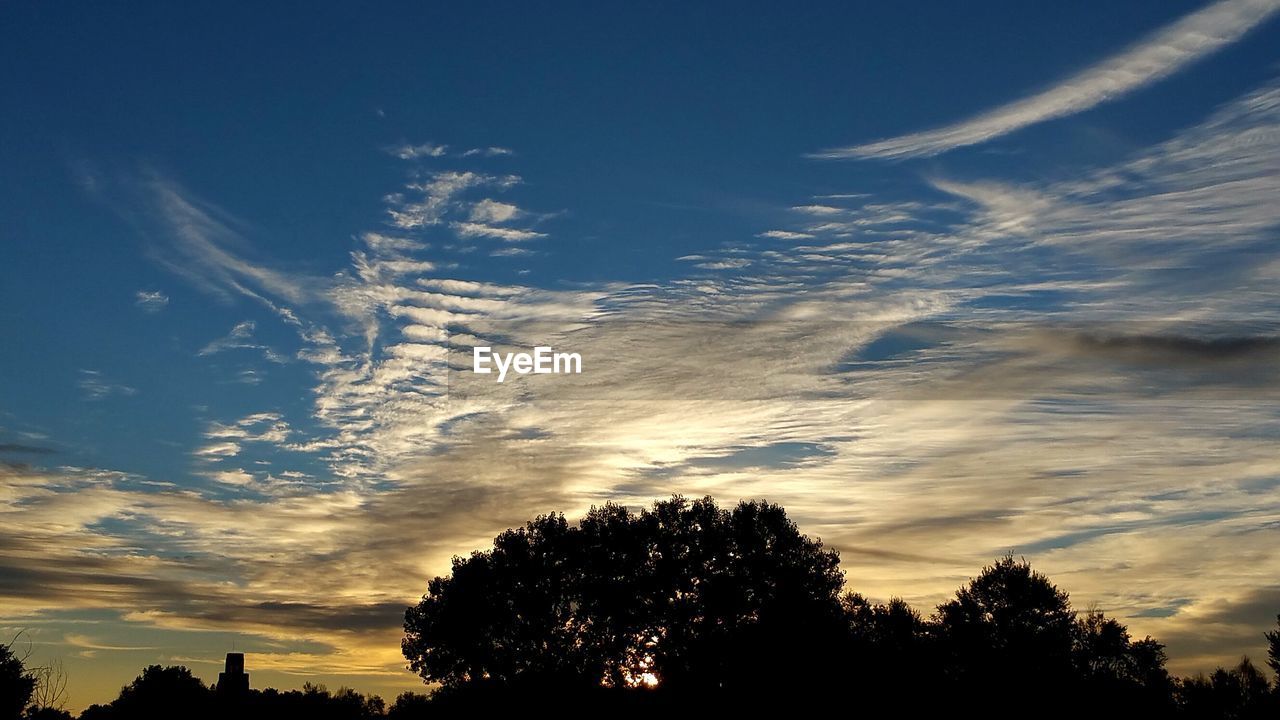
<box><xmin>1265</xmin><ymin>614</ymin><xmax>1280</xmax><ymax>680</ymax></box>
<box><xmin>1177</xmin><ymin>657</ymin><xmax>1274</xmax><ymax>719</ymax></box>
<box><xmin>1073</xmin><ymin>610</ymin><xmax>1174</xmax><ymax>713</ymax></box>
<box><xmin>934</xmin><ymin>554</ymin><xmax>1078</xmax><ymax>702</ymax></box>
<box><xmin>640</xmin><ymin>497</ymin><xmax>847</xmax><ymax>695</ymax></box>
<box><xmin>842</xmin><ymin>593</ymin><xmax>940</xmax><ymax>710</ymax></box>
<box><xmin>232</xmin><ymin>684</ymin><xmax>385</xmax><ymax>720</ymax></box>
<box><xmin>845</xmin><ymin>593</ymin><xmax>930</xmax><ymax>661</ymax></box>
<box><xmin>23</xmin><ymin>658</ymin><xmax>67</xmax><ymax>717</ymax></box>
<box><xmin>403</xmin><ymin>496</ymin><xmax>847</xmax><ymax>703</ymax></box>
<box><xmin>0</xmin><ymin>642</ymin><xmax>36</xmax><ymax>720</ymax></box>
<box><xmin>401</xmin><ymin>511</ymin><xmax>600</xmax><ymax>694</ymax></box>
<box><xmin>23</xmin><ymin>709</ymin><xmax>71</xmax><ymax>720</ymax></box>
<box><xmin>385</xmin><ymin>691</ymin><xmax>432</xmax><ymax>719</ymax></box>
<box><xmin>84</xmin><ymin>665</ymin><xmax>212</xmax><ymax>720</ymax></box>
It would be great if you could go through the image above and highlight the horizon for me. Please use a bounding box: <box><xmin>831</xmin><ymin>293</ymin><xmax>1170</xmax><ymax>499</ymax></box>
<box><xmin>4</xmin><ymin>0</ymin><xmax>1280</xmax><ymax>713</ymax></box>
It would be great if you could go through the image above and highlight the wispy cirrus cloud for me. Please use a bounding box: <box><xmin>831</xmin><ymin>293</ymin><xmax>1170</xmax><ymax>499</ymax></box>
<box><xmin>204</xmin><ymin>412</ymin><xmax>291</xmax><ymax>445</ymax></box>
<box><xmin>756</xmin><ymin>230</ymin><xmax>814</xmax><ymax>240</ymax></box>
<box><xmin>77</xmin><ymin>370</ymin><xmax>137</xmax><ymax>402</ymax></box>
<box><xmin>451</xmin><ymin>222</ymin><xmax>546</xmax><ymax>241</ymax></box>
<box><xmin>91</xmin><ymin>171</ymin><xmax>329</xmax><ymax>353</ymax></box>
<box><xmin>193</xmin><ymin>441</ymin><xmax>241</xmax><ymax>458</ymax></box>
<box><xmin>197</xmin><ymin>320</ymin><xmax>288</xmax><ymax>364</ymax></box>
<box><xmin>461</xmin><ymin>146</ymin><xmax>514</xmax><ymax>158</ymax></box>
<box><xmin>815</xmin><ymin>0</ymin><xmax>1280</xmax><ymax>160</ymax></box>
<box><xmin>389</xmin><ymin>142</ymin><xmax>448</xmax><ymax>160</ymax></box>
<box><xmin>391</xmin><ymin>142</ymin><xmax>515</xmax><ymax>161</ymax></box>
<box><xmin>134</xmin><ymin>290</ymin><xmax>169</xmax><ymax>313</ymax></box>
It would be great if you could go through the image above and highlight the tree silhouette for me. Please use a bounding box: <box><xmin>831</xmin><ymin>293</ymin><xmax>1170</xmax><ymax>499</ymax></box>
<box><xmin>0</xmin><ymin>635</ymin><xmax>70</xmax><ymax>720</ymax></box>
<box><xmin>80</xmin><ymin>665</ymin><xmax>212</xmax><ymax>720</ymax></box>
<box><xmin>1072</xmin><ymin>610</ymin><xmax>1174</xmax><ymax>712</ymax></box>
<box><xmin>934</xmin><ymin>554</ymin><xmax>1078</xmax><ymax>698</ymax></box>
<box><xmin>0</xmin><ymin>642</ymin><xmax>36</xmax><ymax>720</ymax></box>
<box><xmin>401</xmin><ymin>511</ymin><xmax>601</xmax><ymax>694</ymax></box>
<box><xmin>639</xmin><ymin>497</ymin><xmax>847</xmax><ymax>695</ymax></box>
<box><xmin>22</xmin><ymin>709</ymin><xmax>71</xmax><ymax>720</ymax></box>
<box><xmin>1177</xmin><ymin>658</ymin><xmax>1275</xmax><ymax>719</ymax></box>
<box><xmin>80</xmin><ymin>673</ymin><xmax>391</xmax><ymax>720</ymax></box>
<box><xmin>842</xmin><ymin>593</ymin><xmax>939</xmax><ymax>710</ymax></box>
<box><xmin>929</xmin><ymin>555</ymin><xmax>1180</xmax><ymax>714</ymax></box>
<box><xmin>385</xmin><ymin>691</ymin><xmax>432</xmax><ymax>719</ymax></box>
<box><xmin>403</xmin><ymin>495</ymin><xmax>847</xmax><ymax>702</ymax></box>
<box><xmin>1265</xmin><ymin>614</ymin><xmax>1280</xmax><ymax>680</ymax></box>
<box><xmin>24</xmin><ymin>658</ymin><xmax>67</xmax><ymax>716</ymax></box>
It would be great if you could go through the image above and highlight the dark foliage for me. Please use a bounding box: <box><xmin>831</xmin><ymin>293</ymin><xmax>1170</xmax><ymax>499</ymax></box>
<box><xmin>79</xmin><ymin>666</ymin><xmax>210</xmax><ymax>720</ymax></box>
<box><xmin>79</xmin><ymin>671</ymin><xmax>387</xmax><ymax>720</ymax></box>
<box><xmin>384</xmin><ymin>692</ymin><xmax>432</xmax><ymax>719</ymax></box>
<box><xmin>403</xmin><ymin>496</ymin><xmax>847</xmax><ymax>703</ymax></box>
<box><xmin>0</xmin><ymin>644</ymin><xmax>36</xmax><ymax>720</ymax></box>
<box><xmin>1266</xmin><ymin>614</ymin><xmax>1280</xmax><ymax>679</ymax></box>
<box><xmin>23</xmin><ymin>709</ymin><xmax>71</xmax><ymax>720</ymax></box>
<box><xmin>1177</xmin><ymin>658</ymin><xmax>1278</xmax><ymax>719</ymax></box>
<box><xmin>1</xmin><ymin>639</ymin><xmax>70</xmax><ymax>720</ymax></box>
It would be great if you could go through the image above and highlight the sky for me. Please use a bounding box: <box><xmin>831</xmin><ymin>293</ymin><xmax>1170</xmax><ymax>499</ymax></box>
<box><xmin>3</xmin><ymin>0</ymin><xmax>1280</xmax><ymax>711</ymax></box>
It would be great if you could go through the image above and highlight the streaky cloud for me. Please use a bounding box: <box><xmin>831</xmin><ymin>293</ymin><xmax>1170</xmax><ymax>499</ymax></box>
<box><xmin>134</xmin><ymin>290</ymin><xmax>169</xmax><ymax>313</ymax></box>
<box><xmin>815</xmin><ymin>0</ymin><xmax>1280</xmax><ymax>160</ymax></box>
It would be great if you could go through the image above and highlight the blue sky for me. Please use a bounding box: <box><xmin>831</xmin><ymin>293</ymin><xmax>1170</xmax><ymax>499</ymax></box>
<box><xmin>4</xmin><ymin>0</ymin><xmax>1280</xmax><ymax>710</ymax></box>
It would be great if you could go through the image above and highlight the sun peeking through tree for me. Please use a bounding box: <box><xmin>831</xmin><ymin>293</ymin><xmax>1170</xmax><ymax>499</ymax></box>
<box><xmin>401</xmin><ymin>496</ymin><xmax>848</xmax><ymax>699</ymax></box>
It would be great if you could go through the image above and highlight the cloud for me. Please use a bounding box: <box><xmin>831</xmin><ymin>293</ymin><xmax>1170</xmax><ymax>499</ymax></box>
<box><xmin>134</xmin><ymin>290</ymin><xmax>169</xmax><ymax>313</ymax></box>
<box><xmin>0</xmin><ymin>443</ymin><xmax>56</xmax><ymax>455</ymax></box>
<box><xmin>451</xmin><ymin>222</ymin><xmax>546</xmax><ymax>241</ymax></box>
<box><xmin>489</xmin><ymin>246</ymin><xmax>535</xmax><ymax>257</ymax></box>
<box><xmin>194</xmin><ymin>442</ymin><xmax>241</xmax><ymax>458</ymax></box>
<box><xmin>816</xmin><ymin>0</ymin><xmax>1280</xmax><ymax>159</ymax></box>
<box><xmin>461</xmin><ymin>147</ymin><xmax>514</xmax><ymax>157</ymax></box>
<box><xmin>146</xmin><ymin>177</ymin><xmax>317</xmax><ymax>305</ymax></box>
<box><xmin>386</xmin><ymin>171</ymin><xmax>518</xmax><ymax>229</ymax></box>
<box><xmin>77</xmin><ymin>370</ymin><xmax>136</xmax><ymax>401</ymax></box>
<box><xmin>234</xmin><ymin>369</ymin><xmax>264</xmax><ymax>385</ymax></box>
<box><xmin>208</xmin><ymin>468</ymin><xmax>255</xmax><ymax>486</ymax></box>
<box><xmin>198</xmin><ymin>320</ymin><xmax>288</xmax><ymax>364</ymax></box>
<box><xmin>757</xmin><ymin>230</ymin><xmax>814</xmax><ymax>240</ymax></box>
<box><xmin>791</xmin><ymin>204</ymin><xmax>846</xmax><ymax>216</ymax></box>
<box><xmin>693</xmin><ymin>258</ymin><xmax>752</xmax><ymax>270</ymax></box>
<box><xmin>204</xmin><ymin>413</ymin><xmax>291</xmax><ymax>445</ymax></box>
<box><xmin>198</xmin><ymin>320</ymin><xmax>255</xmax><ymax>354</ymax></box>
<box><xmin>389</xmin><ymin>142</ymin><xmax>448</xmax><ymax>160</ymax></box>
<box><xmin>1066</xmin><ymin>333</ymin><xmax>1280</xmax><ymax>366</ymax></box>
<box><xmin>63</xmin><ymin>634</ymin><xmax>160</xmax><ymax>652</ymax></box>
<box><xmin>468</xmin><ymin>199</ymin><xmax>521</xmax><ymax>224</ymax></box>
<box><xmin>1155</xmin><ymin>586</ymin><xmax>1280</xmax><ymax>671</ymax></box>
<box><xmin>103</xmin><ymin>174</ymin><xmax>327</xmax><ymax>353</ymax></box>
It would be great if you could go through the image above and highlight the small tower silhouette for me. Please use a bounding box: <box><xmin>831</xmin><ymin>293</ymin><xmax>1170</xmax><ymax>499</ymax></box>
<box><xmin>217</xmin><ymin>652</ymin><xmax>250</xmax><ymax>696</ymax></box>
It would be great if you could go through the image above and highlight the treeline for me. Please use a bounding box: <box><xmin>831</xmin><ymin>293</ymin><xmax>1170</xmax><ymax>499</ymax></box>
<box><xmin>399</xmin><ymin>496</ymin><xmax>1280</xmax><ymax>716</ymax></box>
<box><xmin>5</xmin><ymin>496</ymin><xmax>1280</xmax><ymax>718</ymax></box>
